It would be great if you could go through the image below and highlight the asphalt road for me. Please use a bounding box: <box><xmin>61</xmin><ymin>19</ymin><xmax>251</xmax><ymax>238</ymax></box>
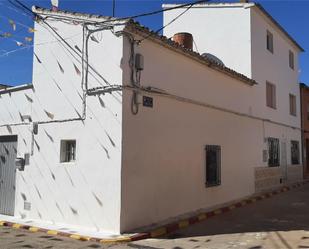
<box><xmin>1</xmin><ymin>184</ymin><xmax>309</xmax><ymax>249</ymax></box>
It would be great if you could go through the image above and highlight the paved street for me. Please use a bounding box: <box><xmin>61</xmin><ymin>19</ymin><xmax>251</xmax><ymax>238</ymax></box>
<box><xmin>1</xmin><ymin>184</ymin><xmax>309</xmax><ymax>249</ymax></box>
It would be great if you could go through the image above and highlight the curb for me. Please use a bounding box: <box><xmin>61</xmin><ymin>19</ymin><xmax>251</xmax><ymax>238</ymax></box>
<box><xmin>0</xmin><ymin>180</ymin><xmax>308</xmax><ymax>244</ymax></box>
<box><xmin>0</xmin><ymin>221</ymin><xmax>132</xmax><ymax>244</ymax></box>
<box><xmin>129</xmin><ymin>180</ymin><xmax>309</xmax><ymax>241</ymax></box>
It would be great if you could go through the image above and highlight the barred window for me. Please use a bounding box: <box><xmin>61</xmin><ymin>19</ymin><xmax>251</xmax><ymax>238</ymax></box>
<box><xmin>268</xmin><ymin>138</ymin><xmax>280</xmax><ymax>167</ymax></box>
<box><xmin>205</xmin><ymin>145</ymin><xmax>221</xmax><ymax>187</ymax></box>
<box><xmin>291</xmin><ymin>140</ymin><xmax>300</xmax><ymax>165</ymax></box>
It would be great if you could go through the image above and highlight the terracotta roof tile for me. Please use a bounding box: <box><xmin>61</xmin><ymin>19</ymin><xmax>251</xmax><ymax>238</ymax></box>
<box><xmin>126</xmin><ymin>20</ymin><xmax>257</xmax><ymax>86</ymax></box>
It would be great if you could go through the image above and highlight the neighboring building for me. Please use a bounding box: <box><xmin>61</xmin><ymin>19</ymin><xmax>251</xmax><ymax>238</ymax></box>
<box><xmin>0</xmin><ymin>2</ymin><xmax>304</xmax><ymax>235</ymax></box>
<box><xmin>300</xmin><ymin>83</ymin><xmax>309</xmax><ymax>178</ymax></box>
<box><xmin>163</xmin><ymin>0</ymin><xmax>304</xmax><ymax>200</ymax></box>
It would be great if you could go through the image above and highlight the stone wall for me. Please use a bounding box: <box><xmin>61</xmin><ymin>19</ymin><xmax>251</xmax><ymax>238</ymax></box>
<box><xmin>255</xmin><ymin>167</ymin><xmax>282</xmax><ymax>192</ymax></box>
<box><xmin>287</xmin><ymin>165</ymin><xmax>303</xmax><ymax>183</ymax></box>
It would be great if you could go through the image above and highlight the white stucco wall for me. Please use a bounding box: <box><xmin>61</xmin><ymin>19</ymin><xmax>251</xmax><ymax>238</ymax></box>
<box><xmin>120</xmin><ymin>33</ymin><xmax>302</xmax><ymax>232</ymax></box>
<box><xmin>0</xmin><ymin>3</ymin><xmax>304</xmax><ymax>235</ymax></box>
<box><xmin>163</xmin><ymin>3</ymin><xmax>252</xmax><ymax>78</ymax></box>
<box><xmin>0</xmin><ymin>17</ymin><xmax>124</xmax><ymax>234</ymax></box>
<box><xmin>250</xmin><ymin>7</ymin><xmax>301</xmax><ymax>129</ymax></box>
<box><xmin>163</xmin><ymin>3</ymin><xmax>302</xmax><ymax>130</ymax></box>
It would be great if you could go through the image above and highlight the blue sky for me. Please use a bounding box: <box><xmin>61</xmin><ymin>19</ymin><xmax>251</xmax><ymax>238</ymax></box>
<box><xmin>0</xmin><ymin>0</ymin><xmax>308</xmax><ymax>86</ymax></box>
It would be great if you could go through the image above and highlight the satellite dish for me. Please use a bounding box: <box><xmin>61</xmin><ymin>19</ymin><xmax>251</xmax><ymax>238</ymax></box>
<box><xmin>202</xmin><ymin>53</ymin><xmax>225</xmax><ymax>66</ymax></box>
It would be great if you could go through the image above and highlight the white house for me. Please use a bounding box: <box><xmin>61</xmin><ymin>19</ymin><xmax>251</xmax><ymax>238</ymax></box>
<box><xmin>0</xmin><ymin>1</ymin><xmax>303</xmax><ymax>235</ymax></box>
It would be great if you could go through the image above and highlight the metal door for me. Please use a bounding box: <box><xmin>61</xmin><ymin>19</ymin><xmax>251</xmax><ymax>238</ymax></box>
<box><xmin>305</xmin><ymin>139</ymin><xmax>309</xmax><ymax>178</ymax></box>
<box><xmin>0</xmin><ymin>135</ymin><xmax>17</xmax><ymax>215</ymax></box>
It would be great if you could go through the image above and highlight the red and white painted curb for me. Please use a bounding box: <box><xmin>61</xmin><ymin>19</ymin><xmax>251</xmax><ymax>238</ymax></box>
<box><xmin>1</xmin><ymin>180</ymin><xmax>308</xmax><ymax>244</ymax></box>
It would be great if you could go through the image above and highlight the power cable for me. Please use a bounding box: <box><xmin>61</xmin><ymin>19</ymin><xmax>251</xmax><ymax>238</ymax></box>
<box><xmin>7</xmin><ymin>0</ymin><xmax>35</xmax><ymax>18</ymax></box>
<box><xmin>28</xmin><ymin>0</ymin><xmax>207</xmax><ymax>25</ymax></box>
<box><xmin>193</xmin><ymin>38</ymin><xmax>199</xmax><ymax>53</ymax></box>
<box><xmin>137</xmin><ymin>1</ymin><xmax>205</xmax><ymax>44</ymax></box>
<box><xmin>98</xmin><ymin>0</ymin><xmax>207</xmax><ymax>24</ymax></box>
<box><xmin>38</xmin><ymin>20</ymin><xmax>122</xmax><ymax>100</ymax></box>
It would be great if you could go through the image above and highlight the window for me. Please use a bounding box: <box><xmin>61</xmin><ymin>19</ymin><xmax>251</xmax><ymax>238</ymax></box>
<box><xmin>60</xmin><ymin>140</ymin><xmax>76</xmax><ymax>163</ymax></box>
<box><xmin>267</xmin><ymin>30</ymin><xmax>274</xmax><ymax>53</ymax></box>
<box><xmin>289</xmin><ymin>50</ymin><xmax>294</xmax><ymax>70</ymax></box>
<box><xmin>266</xmin><ymin>81</ymin><xmax>276</xmax><ymax>109</ymax></box>
<box><xmin>205</xmin><ymin>145</ymin><xmax>221</xmax><ymax>187</ymax></box>
<box><xmin>291</xmin><ymin>140</ymin><xmax>300</xmax><ymax>165</ymax></box>
<box><xmin>289</xmin><ymin>94</ymin><xmax>296</xmax><ymax>116</ymax></box>
<box><xmin>268</xmin><ymin>138</ymin><xmax>280</xmax><ymax>167</ymax></box>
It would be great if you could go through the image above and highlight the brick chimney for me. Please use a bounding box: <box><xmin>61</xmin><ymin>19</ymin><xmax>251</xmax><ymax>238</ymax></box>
<box><xmin>173</xmin><ymin>32</ymin><xmax>193</xmax><ymax>50</ymax></box>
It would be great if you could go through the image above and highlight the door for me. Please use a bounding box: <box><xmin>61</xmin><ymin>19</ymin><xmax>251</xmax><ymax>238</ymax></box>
<box><xmin>306</xmin><ymin>139</ymin><xmax>309</xmax><ymax>177</ymax></box>
<box><xmin>281</xmin><ymin>140</ymin><xmax>287</xmax><ymax>181</ymax></box>
<box><xmin>0</xmin><ymin>135</ymin><xmax>17</xmax><ymax>215</ymax></box>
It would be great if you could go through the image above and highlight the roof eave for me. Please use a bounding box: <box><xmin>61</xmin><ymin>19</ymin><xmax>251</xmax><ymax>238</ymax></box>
<box><xmin>125</xmin><ymin>22</ymin><xmax>257</xmax><ymax>86</ymax></box>
<box><xmin>32</xmin><ymin>6</ymin><xmax>129</xmax><ymax>25</ymax></box>
<box><xmin>253</xmin><ymin>3</ymin><xmax>304</xmax><ymax>52</ymax></box>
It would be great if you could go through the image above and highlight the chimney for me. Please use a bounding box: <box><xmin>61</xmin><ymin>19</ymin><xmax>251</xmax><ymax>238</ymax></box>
<box><xmin>51</xmin><ymin>0</ymin><xmax>59</xmax><ymax>11</ymax></box>
<box><xmin>173</xmin><ymin>32</ymin><xmax>193</xmax><ymax>50</ymax></box>
<box><xmin>239</xmin><ymin>0</ymin><xmax>249</xmax><ymax>3</ymax></box>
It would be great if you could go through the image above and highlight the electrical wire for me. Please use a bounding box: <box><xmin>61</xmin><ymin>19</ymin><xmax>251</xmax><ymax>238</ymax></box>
<box><xmin>93</xmin><ymin>0</ymin><xmax>208</xmax><ymax>25</ymax></box>
<box><xmin>0</xmin><ymin>33</ymin><xmax>81</xmax><ymax>58</ymax></box>
<box><xmin>137</xmin><ymin>1</ymin><xmax>203</xmax><ymax>44</ymax></box>
<box><xmin>26</xmin><ymin>0</ymin><xmax>207</xmax><ymax>26</ymax></box>
<box><xmin>7</xmin><ymin>0</ymin><xmax>35</xmax><ymax>18</ymax></box>
<box><xmin>193</xmin><ymin>38</ymin><xmax>199</xmax><ymax>53</ymax></box>
<box><xmin>38</xmin><ymin>20</ymin><xmax>122</xmax><ymax>101</ymax></box>
<box><xmin>0</xmin><ymin>13</ymin><xmax>34</xmax><ymax>30</ymax></box>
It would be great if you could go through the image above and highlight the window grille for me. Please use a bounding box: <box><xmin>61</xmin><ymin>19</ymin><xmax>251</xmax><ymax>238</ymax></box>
<box><xmin>268</xmin><ymin>138</ymin><xmax>280</xmax><ymax>167</ymax></box>
<box><xmin>205</xmin><ymin>145</ymin><xmax>221</xmax><ymax>187</ymax></box>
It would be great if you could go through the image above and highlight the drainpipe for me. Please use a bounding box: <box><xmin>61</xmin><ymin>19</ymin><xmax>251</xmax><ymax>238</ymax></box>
<box><xmin>300</xmin><ymin>85</ymin><xmax>305</xmax><ymax>179</ymax></box>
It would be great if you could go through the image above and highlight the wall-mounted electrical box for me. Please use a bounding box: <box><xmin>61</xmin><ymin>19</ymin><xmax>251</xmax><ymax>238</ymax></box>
<box><xmin>33</xmin><ymin>122</ymin><xmax>38</xmax><ymax>135</ymax></box>
<box><xmin>143</xmin><ymin>96</ymin><xmax>153</xmax><ymax>108</ymax></box>
<box><xmin>15</xmin><ymin>157</ymin><xmax>25</xmax><ymax>171</ymax></box>
<box><xmin>15</xmin><ymin>153</ymin><xmax>30</xmax><ymax>171</ymax></box>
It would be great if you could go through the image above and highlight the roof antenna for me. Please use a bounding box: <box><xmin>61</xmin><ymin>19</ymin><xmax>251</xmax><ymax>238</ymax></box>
<box><xmin>112</xmin><ymin>0</ymin><xmax>116</xmax><ymax>17</ymax></box>
<box><xmin>51</xmin><ymin>0</ymin><xmax>59</xmax><ymax>11</ymax></box>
